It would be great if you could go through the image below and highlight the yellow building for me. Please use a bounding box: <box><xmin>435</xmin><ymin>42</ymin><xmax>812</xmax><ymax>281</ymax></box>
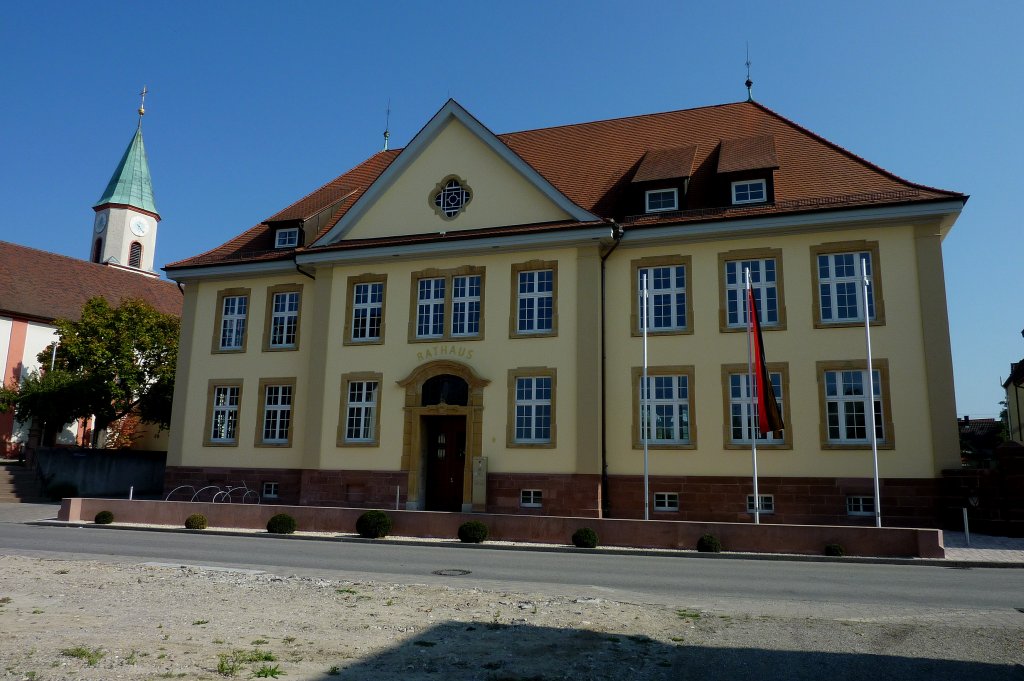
<box><xmin>166</xmin><ymin>99</ymin><xmax>966</xmax><ymax>525</ymax></box>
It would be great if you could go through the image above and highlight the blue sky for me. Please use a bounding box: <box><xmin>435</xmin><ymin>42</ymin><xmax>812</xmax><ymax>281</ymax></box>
<box><xmin>2</xmin><ymin>1</ymin><xmax>1021</xmax><ymax>418</ymax></box>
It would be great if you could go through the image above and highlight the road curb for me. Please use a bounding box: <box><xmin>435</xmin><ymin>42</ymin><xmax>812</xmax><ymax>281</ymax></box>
<box><xmin>27</xmin><ymin>519</ymin><xmax>1024</xmax><ymax>569</ymax></box>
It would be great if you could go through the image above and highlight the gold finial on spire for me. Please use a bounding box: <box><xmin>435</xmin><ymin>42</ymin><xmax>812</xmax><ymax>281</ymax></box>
<box><xmin>138</xmin><ymin>85</ymin><xmax>148</xmax><ymax>119</ymax></box>
<box><xmin>383</xmin><ymin>99</ymin><xmax>391</xmax><ymax>151</ymax></box>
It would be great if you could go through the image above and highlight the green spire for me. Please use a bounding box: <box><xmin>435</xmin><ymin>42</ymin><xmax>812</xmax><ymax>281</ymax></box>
<box><xmin>94</xmin><ymin>124</ymin><xmax>159</xmax><ymax>217</ymax></box>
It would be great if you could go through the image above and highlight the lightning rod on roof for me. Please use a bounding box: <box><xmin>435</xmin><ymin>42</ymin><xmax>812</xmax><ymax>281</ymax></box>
<box><xmin>745</xmin><ymin>44</ymin><xmax>754</xmax><ymax>102</ymax></box>
<box><xmin>383</xmin><ymin>99</ymin><xmax>391</xmax><ymax>151</ymax></box>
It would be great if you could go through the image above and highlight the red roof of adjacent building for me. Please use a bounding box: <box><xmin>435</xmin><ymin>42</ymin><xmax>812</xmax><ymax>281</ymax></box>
<box><xmin>0</xmin><ymin>241</ymin><xmax>182</xmax><ymax>322</ymax></box>
<box><xmin>167</xmin><ymin>100</ymin><xmax>965</xmax><ymax>271</ymax></box>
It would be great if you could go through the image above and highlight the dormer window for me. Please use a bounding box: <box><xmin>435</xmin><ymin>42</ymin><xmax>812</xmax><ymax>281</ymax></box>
<box><xmin>732</xmin><ymin>179</ymin><xmax>767</xmax><ymax>205</ymax></box>
<box><xmin>275</xmin><ymin>227</ymin><xmax>300</xmax><ymax>249</ymax></box>
<box><xmin>645</xmin><ymin>188</ymin><xmax>678</xmax><ymax>213</ymax></box>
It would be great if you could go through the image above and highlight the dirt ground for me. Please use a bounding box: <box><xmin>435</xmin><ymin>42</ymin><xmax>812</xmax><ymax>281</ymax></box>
<box><xmin>0</xmin><ymin>553</ymin><xmax>1020</xmax><ymax>681</ymax></box>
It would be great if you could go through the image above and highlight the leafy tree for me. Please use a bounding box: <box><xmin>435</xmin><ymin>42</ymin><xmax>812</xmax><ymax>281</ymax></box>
<box><xmin>16</xmin><ymin>297</ymin><xmax>179</xmax><ymax>447</ymax></box>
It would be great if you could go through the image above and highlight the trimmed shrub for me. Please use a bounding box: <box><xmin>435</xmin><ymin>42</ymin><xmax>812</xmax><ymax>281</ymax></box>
<box><xmin>266</xmin><ymin>513</ymin><xmax>297</xmax><ymax>534</ymax></box>
<box><xmin>355</xmin><ymin>510</ymin><xmax>392</xmax><ymax>539</ymax></box>
<box><xmin>571</xmin><ymin>527</ymin><xmax>599</xmax><ymax>549</ymax></box>
<box><xmin>46</xmin><ymin>481</ymin><xmax>78</xmax><ymax>501</ymax></box>
<box><xmin>824</xmin><ymin>543</ymin><xmax>845</xmax><ymax>557</ymax></box>
<box><xmin>94</xmin><ymin>510</ymin><xmax>114</xmax><ymax>525</ymax></box>
<box><xmin>457</xmin><ymin>520</ymin><xmax>489</xmax><ymax>544</ymax></box>
<box><xmin>696</xmin><ymin>533</ymin><xmax>722</xmax><ymax>553</ymax></box>
<box><xmin>185</xmin><ymin>513</ymin><xmax>208</xmax><ymax>530</ymax></box>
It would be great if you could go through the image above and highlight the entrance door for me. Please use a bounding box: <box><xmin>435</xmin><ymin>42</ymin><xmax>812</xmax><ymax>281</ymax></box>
<box><xmin>424</xmin><ymin>416</ymin><xmax>466</xmax><ymax>512</ymax></box>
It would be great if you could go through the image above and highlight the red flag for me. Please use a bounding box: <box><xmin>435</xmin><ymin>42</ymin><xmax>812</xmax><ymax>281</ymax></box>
<box><xmin>748</xmin><ymin>288</ymin><xmax>784</xmax><ymax>435</ymax></box>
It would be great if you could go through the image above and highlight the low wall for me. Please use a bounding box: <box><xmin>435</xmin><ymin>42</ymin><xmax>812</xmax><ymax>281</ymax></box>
<box><xmin>59</xmin><ymin>498</ymin><xmax>944</xmax><ymax>558</ymax></box>
<box><xmin>37</xmin><ymin>448</ymin><xmax>166</xmax><ymax>497</ymax></box>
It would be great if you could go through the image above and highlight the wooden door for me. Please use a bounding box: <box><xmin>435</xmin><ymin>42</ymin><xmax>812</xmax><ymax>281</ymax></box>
<box><xmin>424</xmin><ymin>416</ymin><xmax>466</xmax><ymax>512</ymax></box>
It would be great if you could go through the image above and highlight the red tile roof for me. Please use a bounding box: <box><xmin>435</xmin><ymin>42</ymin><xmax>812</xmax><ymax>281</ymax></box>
<box><xmin>167</xmin><ymin>100</ymin><xmax>965</xmax><ymax>271</ymax></box>
<box><xmin>717</xmin><ymin>134</ymin><xmax>780</xmax><ymax>173</ymax></box>
<box><xmin>0</xmin><ymin>241</ymin><xmax>182</xmax><ymax>322</ymax></box>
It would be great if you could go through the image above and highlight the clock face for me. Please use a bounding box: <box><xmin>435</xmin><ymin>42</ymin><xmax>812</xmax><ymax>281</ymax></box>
<box><xmin>94</xmin><ymin>213</ymin><xmax>107</xmax><ymax>233</ymax></box>
<box><xmin>130</xmin><ymin>217</ymin><xmax>149</xmax><ymax>237</ymax></box>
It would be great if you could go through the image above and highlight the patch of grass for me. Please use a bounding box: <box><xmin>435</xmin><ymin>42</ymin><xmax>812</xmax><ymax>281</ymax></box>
<box><xmin>158</xmin><ymin>653</ymin><xmax>167</xmax><ymax>660</ymax></box>
<box><xmin>282</xmin><ymin>636</ymin><xmax>296</xmax><ymax>644</ymax></box>
<box><xmin>217</xmin><ymin>653</ymin><xmax>240</xmax><ymax>676</ymax></box>
<box><xmin>327</xmin><ymin>666</ymin><xmax>340</xmax><ymax>676</ymax></box>
<box><xmin>193</xmin><ymin>619</ymin><xmax>210</xmax><ymax>625</ymax></box>
<box><xmin>253</xmin><ymin>664</ymin><xmax>284</xmax><ymax>678</ymax></box>
<box><xmin>234</xmin><ymin>649</ymin><xmax>276</xmax><ymax>663</ymax></box>
<box><xmin>251</xmin><ymin>639</ymin><xmax>269</xmax><ymax>645</ymax></box>
<box><xmin>54</xmin><ymin>569</ymin><xmax>69</xmax><ymax>575</ymax></box>
<box><xmin>676</xmin><ymin>609</ymin><xmax>701</xmax><ymax>620</ymax></box>
<box><xmin>0</xmin><ymin>597</ymin><xmax>11</xmax><ymax>606</ymax></box>
<box><xmin>413</xmin><ymin>640</ymin><xmax>436</xmax><ymax>647</ymax></box>
<box><xmin>657</xmin><ymin>660</ymin><xmax>672</xmax><ymax>668</ymax></box>
<box><xmin>335</xmin><ymin>588</ymin><xmax>356</xmax><ymax>595</ymax></box>
<box><xmin>61</xmin><ymin>646</ymin><xmax>105</xmax><ymax>666</ymax></box>
<box><xmin>213</xmin><ymin>639</ymin><xmax>225</xmax><ymax>644</ymax></box>
<box><xmin>606</xmin><ymin>636</ymin><xmax>621</xmax><ymax>643</ymax></box>
<box><xmin>124</xmin><ymin>649</ymin><xmax>138</xmax><ymax>665</ymax></box>
<box><xmin>670</xmin><ymin>636</ymin><xmax>685</xmax><ymax>643</ymax></box>
<box><xmin>31</xmin><ymin>608</ymin><xmax>43</xmax><ymax>614</ymax></box>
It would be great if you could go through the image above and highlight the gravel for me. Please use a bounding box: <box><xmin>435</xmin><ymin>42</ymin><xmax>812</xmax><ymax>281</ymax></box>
<box><xmin>0</xmin><ymin>554</ymin><xmax>1020</xmax><ymax>680</ymax></box>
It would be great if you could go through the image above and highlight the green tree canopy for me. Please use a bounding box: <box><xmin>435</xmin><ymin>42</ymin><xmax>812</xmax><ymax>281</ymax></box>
<box><xmin>15</xmin><ymin>297</ymin><xmax>179</xmax><ymax>445</ymax></box>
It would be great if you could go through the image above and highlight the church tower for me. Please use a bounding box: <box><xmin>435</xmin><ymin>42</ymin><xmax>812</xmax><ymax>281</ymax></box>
<box><xmin>90</xmin><ymin>88</ymin><xmax>161</xmax><ymax>277</ymax></box>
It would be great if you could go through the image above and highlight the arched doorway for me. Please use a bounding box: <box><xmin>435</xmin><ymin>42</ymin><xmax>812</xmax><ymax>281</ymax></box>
<box><xmin>397</xmin><ymin>360</ymin><xmax>489</xmax><ymax>512</ymax></box>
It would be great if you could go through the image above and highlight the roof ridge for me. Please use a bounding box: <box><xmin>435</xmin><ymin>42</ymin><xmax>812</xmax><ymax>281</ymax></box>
<box><xmin>749</xmin><ymin>101</ymin><xmax>966</xmax><ymax>199</ymax></box>
<box><xmin>266</xmin><ymin>150</ymin><xmax>401</xmax><ymax>222</ymax></box>
<box><xmin>498</xmin><ymin>100</ymin><xmax>750</xmax><ymax>138</ymax></box>
<box><xmin>0</xmin><ymin>240</ymin><xmax>113</xmax><ymax>270</ymax></box>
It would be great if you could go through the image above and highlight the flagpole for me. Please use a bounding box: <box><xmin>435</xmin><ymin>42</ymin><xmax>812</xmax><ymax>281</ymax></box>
<box><xmin>641</xmin><ymin>272</ymin><xmax>650</xmax><ymax>521</ymax></box>
<box><xmin>863</xmin><ymin>257</ymin><xmax>881</xmax><ymax>528</ymax></box>
<box><xmin>745</xmin><ymin>268</ymin><xmax>760</xmax><ymax>525</ymax></box>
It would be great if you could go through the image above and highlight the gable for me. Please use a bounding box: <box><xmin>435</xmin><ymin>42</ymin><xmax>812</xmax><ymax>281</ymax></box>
<box><xmin>328</xmin><ymin>114</ymin><xmax>582</xmax><ymax>243</ymax></box>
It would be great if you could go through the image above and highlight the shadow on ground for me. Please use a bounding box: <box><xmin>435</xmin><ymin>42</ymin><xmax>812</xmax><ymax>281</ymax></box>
<box><xmin>314</xmin><ymin>621</ymin><xmax>1020</xmax><ymax>681</ymax></box>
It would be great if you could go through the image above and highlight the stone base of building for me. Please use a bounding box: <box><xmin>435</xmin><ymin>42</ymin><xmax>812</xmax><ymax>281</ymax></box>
<box><xmin>165</xmin><ymin>466</ymin><xmax>943</xmax><ymax>526</ymax></box>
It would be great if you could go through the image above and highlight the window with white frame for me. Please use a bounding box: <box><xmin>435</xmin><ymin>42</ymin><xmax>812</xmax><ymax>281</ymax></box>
<box><xmin>654</xmin><ymin>492</ymin><xmax>679</xmax><ymax>511</ymax></box>
<box><xmin>451</xmin><ymin>275</ymin><xmax>481</xmax><ymax>336</ymax></box>
<box><xmin>416</xmin><ymin>278</ymin><xmax>446</xmax><ymax>338</ymax></box>
<box><xmin>639</xmin><ymin>374</ymin><xmax>691</xmax><ymax>444</ymax></box>
<box><xmin>262</xmin><ymin>482</ymin><xmax>279</xmax><ymax>499</ymax></box>
<box><xmin>514</xmin><ymin>376</ymin><xmax>552</xmax><ymax>443</ymax></box>
<box><xmin>520</xmin><ymin>489</ymin><xmax>543</xmax><ymax>508</ymax></box>
<box><xmin>637</xmin><ymin>264</ymin><xmax>687</xmax><ymax>332</ymax></box>
<box><xmin>645</xmin><ymin>188</ymin><xmax>678</xmax><ymax>213</ymax></box>
<box><xmin>275</xmin><ymin>227</ymin><xmax>300</xmax><ymax>249</ymax></box>
<box><xmin>210</xmin><ymin>386</ymin><xmax>240</xmax><ymax>443</ymax></box>
<box><xmin>724</xmin><ymin>258</ymin><xmax>778</xmax><ymax>328</ymax></box>
<box><xmin>345</xmin><ymin>380</ymin><xmax>379</xmax><ymax>442</ymax></box>
<box><xmin>728</xmin><ymin>372</ymin><xmax>784</xmax><ymax>444</ymax></box>
<box><xmin>219</xmin><ymin>295</ymin><xmax>248</xmax><ymax>350</ymax></box>
<box><xmin>351</xmin><ymin>282</ymin><xmax>384</xmax><ymax>341</ymax></box>
<box><xmin>817</xmin><ymin>252</ymin><xmax>875</xmax><ymax>323</ymax></box>
<box><xmin>269</xmin><ymin>291</ymin><xmax>300</xmax><ymax>348</ymax></box>
<box><xmin>746</xmin><ymin>494</ymin><xmax>775</xmax><ymax>514</ymax></box>
<box><xmin>731</xmin><ymin>179</ymin><xmax>766</xmax><ymax>204</ymax></box>
<box><xmin>846</xmin><ymin>495</ymin><xmax>875</xmax><ymax>516</ymax></box>
<box><xmin>824</xmin><ymin>369</ymin><xmax>884</xmax><ymax>444</ymax></box>
<box><xmin>516</xmin><ymin>269</ymin><xmax>554</xmax><ymax>334</ymax></box>
<box><xmin>261</xmin><ymin>384</ymin><xmax>293</xmax><ymax>444</ymax></box>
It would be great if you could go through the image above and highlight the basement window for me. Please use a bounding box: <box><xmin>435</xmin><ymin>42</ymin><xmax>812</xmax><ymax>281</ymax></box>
<box><xmin>846</xmin><ymin>495</ymin><xmax>875</xmax><ymax>516</ymax></box>
<box><xmin>262</xmin><ymin>482</ymin><xmax>280</xmax><ymax>499</ymax></box>
<box><xmin>746</xmin><ymin>494</ymin><xmax>775</xmax><ymax>514</ymax></box>
<box><xmin>520</xmin><ymin>489</ymin><xmax>542</xmax><ymax>508</ymax></box>
<box><xmin>653</xmin><ymin>492</ymin><xmax>679</xmax><ymax>512</ymax></box>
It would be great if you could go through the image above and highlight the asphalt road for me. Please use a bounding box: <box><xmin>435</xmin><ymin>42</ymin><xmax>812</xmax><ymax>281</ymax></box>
<box><xmin>1</xmin><ymin>518</ymin><xmax>1023</xmax><ymax>621</ymax></box>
